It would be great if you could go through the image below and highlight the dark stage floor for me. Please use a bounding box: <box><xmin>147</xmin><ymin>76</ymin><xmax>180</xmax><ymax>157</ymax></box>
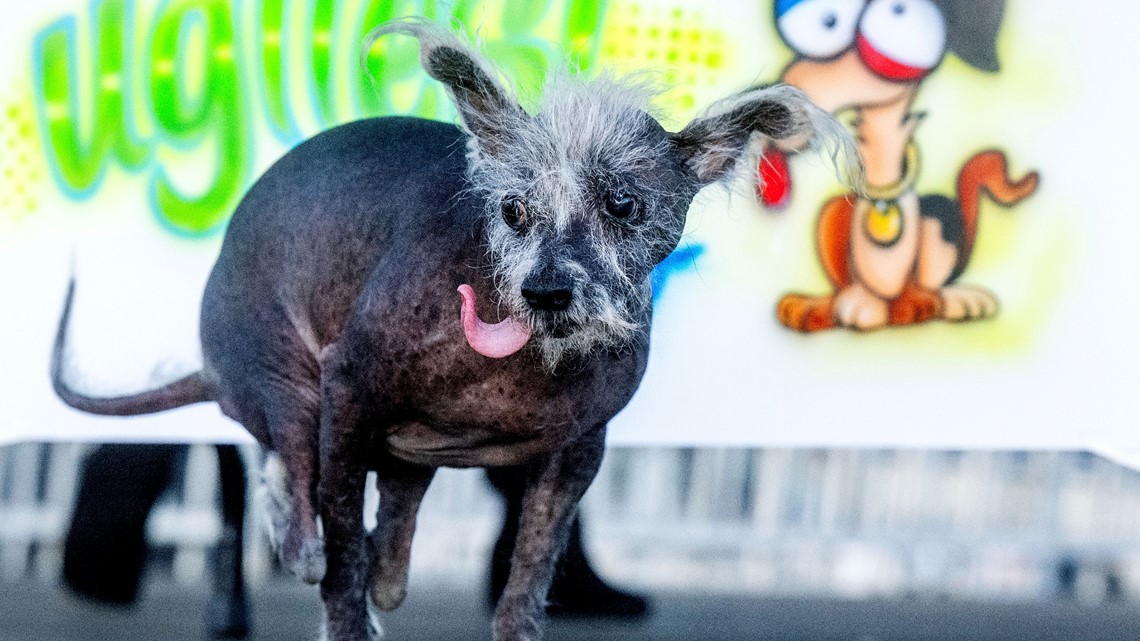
<box><xmin>3</xmin><ymin>579</ymin><xmax>1140</xmax><ymax>641</ymax></box>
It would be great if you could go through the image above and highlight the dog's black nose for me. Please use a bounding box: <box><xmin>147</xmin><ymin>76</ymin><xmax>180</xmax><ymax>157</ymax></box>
<box><xmin>522</xmin><ymin>287</ymin><xmax>572</xmax><ymax>312</ymax></box>
<box><xmin>523</xmin><ymin>265</ymin><xmax>575</xmax><ymax>312</ymax></box>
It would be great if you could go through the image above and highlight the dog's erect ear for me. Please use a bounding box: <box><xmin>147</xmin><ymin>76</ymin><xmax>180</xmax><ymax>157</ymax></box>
<box><xmin>673</xmin><ymin>84</ymin><xmax>863</xmax><ymax>188</ymax></box>
<box><xmin>364</xmin><ymin>19</ymin><xmax>524</xmax><ymax>152</ymax></box>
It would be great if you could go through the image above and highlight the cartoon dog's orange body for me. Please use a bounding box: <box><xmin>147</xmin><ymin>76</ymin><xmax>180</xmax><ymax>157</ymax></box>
<box><xmin>767</xmin><ymin>0</ymin><xmax>1038</xmax><ymax>332</ymax></box>
<box><xmin>778</xmin><ymin>150</ymin><xmax>1038</xmax><ymax>332</ymax></box>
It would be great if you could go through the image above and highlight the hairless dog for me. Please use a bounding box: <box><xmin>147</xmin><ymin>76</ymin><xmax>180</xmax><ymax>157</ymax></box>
<box><xmin>52</xmin><ymin>18</ymin><xmax>859</xmax><ymax>641</ymax></box>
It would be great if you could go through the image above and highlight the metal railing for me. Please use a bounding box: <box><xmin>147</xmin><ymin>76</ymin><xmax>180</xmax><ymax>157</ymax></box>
<box><xmin>2</xmin><ymin>443</ymin><xmax>1138</xmax><ymax>600</ymax></box>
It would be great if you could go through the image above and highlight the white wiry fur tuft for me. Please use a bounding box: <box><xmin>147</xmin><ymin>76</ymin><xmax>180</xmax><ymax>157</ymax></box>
<box><xmin>317</xmin><ymin>602</ymin><xmax>383</xmax><ymax>641</ymax></box>
<box><xmin>468</xmin><ymin>69</ymin><xmax>666</xmax><ymax>219</ymax></box>
<box><xmin>258</xmin><ymin>453</ymin><xmax>291</xmax><ymax>554</ymax></box>
<box><xmin>367</xmin><ymin>20</ymin><xmax>858</xmax><ymax>370</ymax></box>
<box><xmin>472</xmin><ymin>71</ymin><xmax>677</xmax><ymax>369</ymax></box>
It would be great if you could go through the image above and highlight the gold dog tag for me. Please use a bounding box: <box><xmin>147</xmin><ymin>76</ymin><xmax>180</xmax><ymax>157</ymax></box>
<box><xmin>865</xmin><ymin>199</ymin><xmax>903</xmax><ymax>247</ymax></box>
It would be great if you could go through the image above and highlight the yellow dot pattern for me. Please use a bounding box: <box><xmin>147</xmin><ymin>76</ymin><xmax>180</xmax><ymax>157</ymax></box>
<box><xmin>0</xmin><ymin>87</ymin><xmax>47</xmax><ymax>225</ymax></box>
<box><xmin>599</xmin><ymin>3</ymin><xmax>731</xmax><ymax>127</ymax></box>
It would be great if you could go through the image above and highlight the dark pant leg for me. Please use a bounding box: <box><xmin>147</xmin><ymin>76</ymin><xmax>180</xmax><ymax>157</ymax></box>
<box><xmin>63</xmin><ymin>443</ymin><xmax>181</xmax><ymax>605</ymax></box>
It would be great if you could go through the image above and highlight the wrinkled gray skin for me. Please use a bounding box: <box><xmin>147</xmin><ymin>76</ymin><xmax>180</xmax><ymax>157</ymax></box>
<box><xmin>52</xmin><ymin>19</ymin><xmax>857</xmax><ymax>641</ymax></box>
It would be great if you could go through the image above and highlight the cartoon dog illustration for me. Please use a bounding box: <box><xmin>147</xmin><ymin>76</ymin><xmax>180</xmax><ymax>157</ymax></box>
<box><xmin>764</xmin><ymin>0</ymin><xmax>1040</xmax><ymax>332</ymax></box>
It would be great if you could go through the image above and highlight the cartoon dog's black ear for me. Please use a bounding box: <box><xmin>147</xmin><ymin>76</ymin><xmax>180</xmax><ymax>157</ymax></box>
<box><xmin>673</xmin><ymin>85</ymin><xmax>863</xmax><ymax>188</ymax></box>
<box><xmin>933</xmin><ymin>0</ymin><xmax>1005</xmax><ymax>72</ymax></box>
<box><xmin>364</xmin><ymin>19</ymin><xmax>524</xmax><ymax>153</ymax></box>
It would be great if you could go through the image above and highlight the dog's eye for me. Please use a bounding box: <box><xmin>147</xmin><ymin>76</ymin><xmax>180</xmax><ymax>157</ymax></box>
<box><xmin>604</xmin><ymin>191</ymin><xmax>637</xmax><ymax>220</ymax></box>
<box><xmin>501</xmin><ymin>197</ymin><xmax>527</xmax><ymax>231</ymax></box>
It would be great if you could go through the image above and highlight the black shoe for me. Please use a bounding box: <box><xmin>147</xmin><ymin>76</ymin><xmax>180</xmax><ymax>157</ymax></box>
<box><xmin>545</xmin><ymin>566</ymin><xmax>650</xmax><ymax>619</ymax></box>
<box><xmin>544</xmin><ymin>519</ymin><xmax>650</xmax><ymax>619</ymax></box>
<box><xmin>487</xmin><ymin>513</ymin><xmax>650</xmax><ymax>620</ymax></box>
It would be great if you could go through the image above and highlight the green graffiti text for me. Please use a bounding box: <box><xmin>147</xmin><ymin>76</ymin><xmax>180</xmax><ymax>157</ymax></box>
<box><xmin>32</xmin><ymin>0</ymin><xmax>608</xmax><ymax>236</ymax></box>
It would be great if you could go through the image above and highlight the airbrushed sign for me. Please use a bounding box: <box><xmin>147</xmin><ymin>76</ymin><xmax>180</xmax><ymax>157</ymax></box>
<box><xmin>0</xmin><ymin>0</ymin><xmax>1135</xmax><ymax>452</ymax></box>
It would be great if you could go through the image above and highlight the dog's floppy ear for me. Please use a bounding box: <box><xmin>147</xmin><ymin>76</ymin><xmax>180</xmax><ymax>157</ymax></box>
<box><xmin>673</xmin><ymin>84</ymin><xmax>863</xmax><ymax>188</ymax></box>
<box><xmin>364</xmin><ymin>19</ymin><xmax>524</xmax><ymax>153</ymax></box>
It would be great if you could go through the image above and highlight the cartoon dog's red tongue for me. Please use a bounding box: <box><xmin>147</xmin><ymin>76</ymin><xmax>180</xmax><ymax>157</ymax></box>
<box><xmin>457</xmin><ymin>284</ymin><xmax>532</xmax><ymax>358</ymax></box>
<box><xmin>758</xmin><ymin>148</ymin><xmax>792</xmax><ymax>209</ymax></box>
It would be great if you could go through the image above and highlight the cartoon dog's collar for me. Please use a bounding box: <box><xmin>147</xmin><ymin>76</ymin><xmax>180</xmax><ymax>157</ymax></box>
<box><xmin>864</xmin><ymin>141</ymin><xmax>920</xmax><ymax>202</ymax></box>
<box><xmin>863</xmin><ymin>141</ymin><xmax>919</xmax><ymax>248</ymax></box>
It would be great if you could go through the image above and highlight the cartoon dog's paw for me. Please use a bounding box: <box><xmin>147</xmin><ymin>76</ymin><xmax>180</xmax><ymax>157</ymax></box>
<box><xmin>889</xmin><ymin>284</ymin><xmax>943</xmax><ymax>325</ymax></box>
<box><xmin>835</xmin><ymin>284</ymin><xmax>888</xmax><ymax>331</ymax></box>
<box><xmin>941</xmin><ymin>285</ymin><xmax>998</xmax><ymax>322</ymax></box>
<box><xmin>777</xmin><ymin>294</ymin><xmax>836</xmax><ymax>332</ymax></box>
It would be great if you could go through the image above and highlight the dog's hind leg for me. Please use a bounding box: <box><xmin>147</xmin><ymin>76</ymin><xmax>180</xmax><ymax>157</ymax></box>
<box><xmin>368</xmin><ymin>458</ymin><xmax>435</xmax><ymax>612</ymax></box>
<box><xmin>273</xmin><ymin>407</ymin><xmax>327</xmax><ymax>585</ymax></box>
<box><xmin>318</xmin><ymin>348</ymin><xmax>375</xmax><ymax>641</ymax></box>
<box><xmin>259</xmin><ymin>445</ymin><xmax>325</xmax><ymax>585</ymax></box>
<box><xmin>776</xmin><ymin>195</ymin><xmax>855</xmax><ymax>332</ymax></box>
<box><xmin>254</xmin><ymin>391</ymin><xmax>326</xmax><ymax>585</ymax></box>
<box><xmin>492</xmin><ymin>427</ymin><xmax>606</xmax><ymax>641</ymax></box>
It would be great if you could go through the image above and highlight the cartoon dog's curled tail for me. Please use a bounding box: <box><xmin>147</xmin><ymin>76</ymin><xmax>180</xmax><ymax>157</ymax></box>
<box><xmin>954</xmin><ymin>150</ymin><xmax>1040</xmax><ymax>279</ymax></box>
<box><xmin>52</xmin><ymin>279</ymin><xmax>214</xmax><ymax>415</ymax></box>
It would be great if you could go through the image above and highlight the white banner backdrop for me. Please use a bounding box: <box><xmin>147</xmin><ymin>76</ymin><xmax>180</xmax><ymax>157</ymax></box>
<box><xmin>1</xmin><ymin>0</ymin><xmax>1138</xmax><ymax>454</ymax></box>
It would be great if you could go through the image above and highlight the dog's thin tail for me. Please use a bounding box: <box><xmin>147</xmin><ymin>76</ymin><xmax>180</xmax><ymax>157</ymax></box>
<box><xmin>51</xmin><ymin>279</ymin><xmax>214</xmax><ymax>416</ymax></box>
<box><xmin>956</xmin><ymin>150</ymin><xmax>1039</xmax><ymax>276</ymax></box>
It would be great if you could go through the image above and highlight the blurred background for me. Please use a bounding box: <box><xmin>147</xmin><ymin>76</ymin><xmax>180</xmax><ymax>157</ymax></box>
<box><xmin>4</xmin><ymin>444</ymin><xmax>1140</xmax><ymax>640</ymax></box>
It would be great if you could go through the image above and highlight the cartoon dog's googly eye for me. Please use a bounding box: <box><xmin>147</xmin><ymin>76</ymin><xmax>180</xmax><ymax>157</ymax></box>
<box><xmin>604</xmin><ymin>191</ymin><xmax>638</xmax><ymax>220</ymax></box>
<box><xmin>775</xmin><ymin>0</ymin><xmax>864</xmax><ymax>60</ymax></box>
<box><xmin>857</xmin><ymin>0</ymin><xmax>946</xmax><ymax>80</ymax></box>
<box><xmin>501</xmin><ymin>197</ymin><xmax>527</xmax><ymax>231</ymax></box>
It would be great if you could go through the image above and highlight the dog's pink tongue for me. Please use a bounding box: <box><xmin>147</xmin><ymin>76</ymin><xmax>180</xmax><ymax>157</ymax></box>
<box><xmin>457</xmin><ymin>284</ymin><xmax>532</xmax><ymax>358</ymax></box>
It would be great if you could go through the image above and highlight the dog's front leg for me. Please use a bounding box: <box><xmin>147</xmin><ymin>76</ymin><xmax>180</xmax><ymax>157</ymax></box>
<box><xmin>317</xmin><ymin>353</ymin><xmax>374</xmax><ymax>641</ymax></box>
<box><xmin>493</xmin><ymin>426</ymin><xmax>607</xmax><ymax>641</ymax></box>
<box><xmin>368</xmin><ymin>458</ymin><xmax>435</xmax><ymax>611</ymax></box>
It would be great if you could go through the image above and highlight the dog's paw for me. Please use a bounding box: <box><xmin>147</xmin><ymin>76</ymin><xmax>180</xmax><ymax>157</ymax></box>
<box><xmin>316</xmin><ymin>604</ymin><xmax>383</xmax><ymax>641</ymax></box>
<box><xmin>835</xmin><ymin>283</ymin><xmax>888</xmax><ymax>331</ymax></box>
<box><xmin>284</xmin><ymin>533</ymin><xmax>327</xmax><ymax>585</ymax></box>
<box><xmin>369</xmin><ymin>576</ymin><xmax>407</xmax><ymax>612</ymax></box>
<box><xmin>777</xmin><ymin>294</ymin><xmax>836</xmax><ymax>332</ymax></box>
<box><xmin>941</xmin><ymin>285</ymin><xmax>998</xmax><ymax>322</ymax></box>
